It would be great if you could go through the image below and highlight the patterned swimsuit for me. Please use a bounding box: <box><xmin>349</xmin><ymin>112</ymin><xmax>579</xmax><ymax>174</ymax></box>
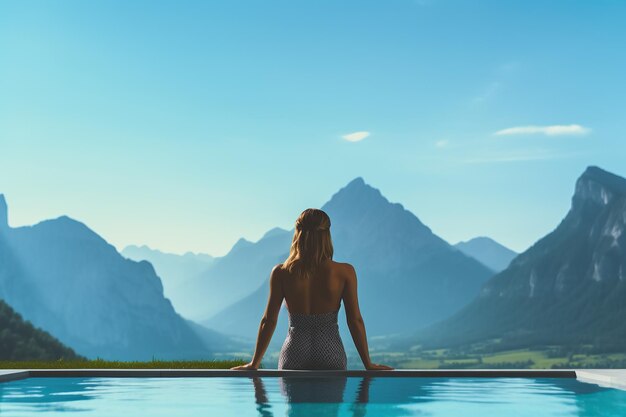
<box><xmin>278</xmin><ymin>309</ymin><xmax>347</xmax><ymax>370</ymax></box>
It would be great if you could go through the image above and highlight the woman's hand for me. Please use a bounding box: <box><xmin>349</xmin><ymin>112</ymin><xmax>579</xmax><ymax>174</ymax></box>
<box><xmin>230</xmin><ymin>361</ymin><xmax>259</xmax><ymax>371</ymax></box>
<box><xmin>365</xmin><ymin>363</ymin><xmax>394</xmax><ymax>371</ymax></box>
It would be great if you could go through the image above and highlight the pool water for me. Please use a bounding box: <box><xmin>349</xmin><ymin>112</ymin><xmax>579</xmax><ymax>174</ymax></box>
<box><xmin>1</xmin><ymin>376</ymin><xmax>625</xmax><ymax>416</ymax></box>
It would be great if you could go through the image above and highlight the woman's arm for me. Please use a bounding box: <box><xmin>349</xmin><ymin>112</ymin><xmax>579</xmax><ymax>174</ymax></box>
<box><xmin>231</xmin><ymin>265</ymin><xmax>284</xmax><ymax>370</ymax></box>
<box><xmin>342</xmin><ymin>264</ymin><xmax>393</xmax><ymax>371</ymax></box>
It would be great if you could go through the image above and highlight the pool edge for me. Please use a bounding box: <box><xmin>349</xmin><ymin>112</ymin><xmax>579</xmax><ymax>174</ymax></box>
<box><xmin>575</xmin><ymin>369</ymin><xmax>626</xmax><ymax>391</ymax></box>
<box><xmin>3</xmin><ymin>368</ymin><xmax>577</xmax><ymax>380</ymax></box>
<box><xmin>0</xmin><ymin>370</ymin><xmax>29</xmax><ymax>383</ymax></box>
<box><xmin>0</xmin><ymin>369</ymin><xmax>626</xmax><ymax>391</ymax></box>
<box><xmin>3</xmin><ymin>368</ymin><xmax>625</xmax><ymax>392</ymax></box>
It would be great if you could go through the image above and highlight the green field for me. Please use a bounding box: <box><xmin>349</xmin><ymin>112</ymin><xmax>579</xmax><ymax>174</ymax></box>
<box><xmin>365</xmin><ymin>346</ymin><xmax>626</xmax><ymax>369</ymax></box>
<box><xmin>4</xmin><ymin>346</ymin><xmax>626</xmax><ymax>370</ymax></box>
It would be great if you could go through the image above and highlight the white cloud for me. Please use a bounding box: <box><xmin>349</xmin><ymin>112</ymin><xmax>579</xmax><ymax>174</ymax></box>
<box><xmin>342</xmin><ymin>131</ymin><xmax>370</xmax><ymax>142</ymax></box>
<box><xmin>494</xmin><ymin>124</ymin><xmax>591</xmax><ymax>137</ymax></box>
<box><xmin>435</xmin><ymin>139</ymin><xmax>449</xmax><ymax>148</ymax></box>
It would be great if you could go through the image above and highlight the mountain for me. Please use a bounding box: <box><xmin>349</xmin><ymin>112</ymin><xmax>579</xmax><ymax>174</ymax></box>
<box><xmin>177</xmin><ymin>227</ymin><xmax>292</xmax><ymax>321</ymax></box>
<box><xmin>204</xmin><ymin>177</ymin><xmax>494</xmax><ymax>347</ymax></box>
<box><xmin>0</xmin><ymin>194</ymin><xmax>239</xmax><ymax>360</ymax></box>
<box><xmin>454</xmin><ymin>237</ymin><xmax>517</xmax><ymax>272</ymax></box>
<box><xmin>0</xmin><ymin>195</ymin><xmax>7</xmax><ymax>231</ymax></box>
<box><xmin>401</xmin><ymin>166</ymin><xmax>626</xmax><ymax>351</ymax></box>
<box><xmin>0</xmin><ymin>298</ymin><xmax>82</xmax><ymax>360</ymax></box>
<box><xmin>121</xmin><ymin>244</ymin><xmax>214</xmax><ymax>318</ymax></box>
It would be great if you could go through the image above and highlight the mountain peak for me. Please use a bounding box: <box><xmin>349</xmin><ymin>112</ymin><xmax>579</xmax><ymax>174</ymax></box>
<box><xmin>346</xmin><ymin>177</ymin><xmax>366</xmax><ymax>188</ymax></box>
<box><xmin>574</xmin><ymin>166</ymin><xmax>626</xmax><ymax>207</ymax></box>
<box><xmin>454</xmin><ymin>236</ymin><xmax>517</xmax><ymax>273</ymax></box>
<box><xmin>229</xmin><ymin>237</ymin><xmax>254</xmax><ymax>254</ymax></box>
<box><xmin>580</xmin><ymin>166</ymin><xmax>626</xmax><ymax>191</ymax></box>
<box><xmin>261</xmin><ymin>227</ymin><xmax>290</xmax><ymax>240</ymax></box>
<box><xmin>0</xmin><ymin>194</ymin><xmax>8</xmax><ymax>230</ymax></box>
<box><xmin>320</xmin><ymin>176</ymin><xmax>450</xmax><ymax>258</ymax></box>
<box><xmin>457</xmin><ymin>236</ymin><xmax>495</xmax><ymax>245</ymax></box>
<box><xmin>324</xmin><ymin>177</ymin><xmax>386</xmax><ymax>209</ymax></box>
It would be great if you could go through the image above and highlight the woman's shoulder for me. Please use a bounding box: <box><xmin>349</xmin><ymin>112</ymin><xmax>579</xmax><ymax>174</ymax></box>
<box><xmin>327</xmin><ymin>260</ymin><xmax>356</xmax><ymax>275</ymax></box>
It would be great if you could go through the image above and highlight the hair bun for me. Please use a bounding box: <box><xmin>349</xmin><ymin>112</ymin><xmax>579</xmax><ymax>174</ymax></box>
<box><xmin>294</xmin><ymin>208</ymin><xmax>331</xmax><ymax>233</ymax></box>
<box><xmin>296</xmin><ymin>221</ymin><xmax>313</xmax><ymax>231</ymax></box>
<box><xmin>296</xmin><ymin>221</ymin><xmax>327</xmax><ymax>232</ymax></box>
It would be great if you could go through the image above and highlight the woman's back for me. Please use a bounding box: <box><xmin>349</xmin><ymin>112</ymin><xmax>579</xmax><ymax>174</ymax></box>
<box><xmin>279</xmin><ymin>259</ymin><xmax>348</xmax><ymax>315</ymax></box>
<box><xmin>278</xmin><ymin>259</ymin><xmax>349</xmax><ymax>370</ymax></box>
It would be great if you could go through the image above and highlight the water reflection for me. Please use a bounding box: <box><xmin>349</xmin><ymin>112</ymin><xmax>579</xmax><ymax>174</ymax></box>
<box><xmin>250</xmin><ymin>375</ymin><xmax>615</xmax><ymax>417</ymax></box>
<box><xmin>252</xmin><ymin>376</ymin><xmax>273</xmax><ymax>417</ymax></box>
<box><xmin>253</xmin><ymin>376</ymin><xmax>348</xmax><ymax>417</ymax></box>
<box><xmin>251</xmin><ymin>376</ymin><xmax>408</xmax><ymax>417</ymax></box>
<box><xmin>349</xmin><ymin>376</ymin><xmax>371</xmax><ymax>417</ymax></box>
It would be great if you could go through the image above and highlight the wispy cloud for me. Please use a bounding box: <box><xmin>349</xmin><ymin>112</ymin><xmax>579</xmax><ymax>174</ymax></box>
<box><xmin>342</xmin><ymin>131</ymin><xmax>370</xmax><ymax>142</ymax></box>
<box><xmin>494</xmin><ymin>124</ymin><xmax>591</xmax><ymax>137</ymax></box>
<box><xmin>470</xmin><ymin>61</ymin><xmax>521</xmax><ymax>105</ymax></box>
<box><xmin>472</xmin><ymin>81</ymin><xmax>501</xmax><ymax>104</ymax></box>
<box><xmin>435</xmin><ymin>139</ymin><xmax>449</xmax><ymax>148</ymax></box>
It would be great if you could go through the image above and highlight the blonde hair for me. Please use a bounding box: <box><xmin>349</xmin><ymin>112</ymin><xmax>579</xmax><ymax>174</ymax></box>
<box><xmin>282</xmin><ymin>208</ymin><xmax>334</xmax><ymax>279</ymax></box>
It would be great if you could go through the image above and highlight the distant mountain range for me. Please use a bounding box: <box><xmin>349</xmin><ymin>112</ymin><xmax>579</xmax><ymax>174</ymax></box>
<box><xmin>0</xmin><ymin>195</ymin><xmax>240</xmax><ymax>360</ymax></box>
<box><xmin>400</xmin><ymin>166</ymin><xmax>626</xmax><ymax>352</ymax></box>
<box><xmin>177</xmin><ymin>227</ymin><xmax>293</xmax><ymax>321</ymax></box>
<box><xmin>203</xmin><ymin>177</ymin><xmax>494</xmax><ymax>349</ymax></box>
<box><xmin>6</xmin><ymin>165</ymin><xmax>623</xmax><ymax>362</ymax></box>
<box><xmin>0</xmin><ymin>298</ymin><xmax>81</xmax><ymax>360</ymax></box>
<box><xmin>454</xmin><ymin>237</ymin><xmax>517</xmax><ymax>273</ymax></box>
<box><xmin>121</xmin><ymin>244</ymin><xmax>214</xmax><ymax>317</ymax></box>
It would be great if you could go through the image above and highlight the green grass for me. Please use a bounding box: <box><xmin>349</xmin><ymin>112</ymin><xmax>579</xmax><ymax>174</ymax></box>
<box><xmin>480</xmin><ymin>349</ymin><xmax>564</xmax><ymax>368</ymax></box>
<box><xmin>362</xmin><ymin>347</ymin><xmax>626</xmax><ymax>369</ymax></box>
<box><xmin>0</xmin><ymin>358</ymin><xmax>248</xmax><ymax>369</ymax></box>
<box><xmin>4</xmin><ymin>347</ymin><xmax>626</xmax><ymax>370</ymax></box>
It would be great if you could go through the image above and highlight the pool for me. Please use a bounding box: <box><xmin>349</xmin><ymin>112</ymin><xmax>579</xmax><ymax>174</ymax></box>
<box><xmin>2</xmin><ymin>374</ymin><xmax>626</xmax><ymax>416</ymax></box>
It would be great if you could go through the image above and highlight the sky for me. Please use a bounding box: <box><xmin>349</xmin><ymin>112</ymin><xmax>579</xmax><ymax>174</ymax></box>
<box><xmin>1</xmin><ymin>0</ymin><xmax>625</xmax><ymax>256</ymax></box>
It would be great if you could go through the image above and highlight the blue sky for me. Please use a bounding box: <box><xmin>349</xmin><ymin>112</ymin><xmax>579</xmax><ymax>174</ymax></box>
<box><xmin>1</xmin><ymin>0</ymin><xmax>625</xmax><ymax>256</ymax></box>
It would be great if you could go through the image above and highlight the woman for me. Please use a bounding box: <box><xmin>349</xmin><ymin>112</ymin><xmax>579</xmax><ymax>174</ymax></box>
<box><xmin>231</xmin><ymin>208</ymin><xmax>393</xmax><ymax>371</ymax></box>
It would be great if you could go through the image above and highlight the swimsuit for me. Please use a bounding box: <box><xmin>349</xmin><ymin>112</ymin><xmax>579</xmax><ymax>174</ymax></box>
<box><xmin>278</xmin><ymin>309</ymin><xmax>347</xmax><ymax>370</ymax></box>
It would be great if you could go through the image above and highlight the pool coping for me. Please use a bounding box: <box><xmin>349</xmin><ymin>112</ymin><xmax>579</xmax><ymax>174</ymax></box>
<box><xmin>0</xmin><ymin>368</ymin><xmax>575</xmax><ymax>381</ymax></box>
<box><xmin>2</xmin><ymin>368</ymin><xmax>625</xmax><ymax>391</ymax></box>
<box><xmin>575</xmin><ymin>369</ymin><xmax>626</xmax><ymax>391</ymax></box>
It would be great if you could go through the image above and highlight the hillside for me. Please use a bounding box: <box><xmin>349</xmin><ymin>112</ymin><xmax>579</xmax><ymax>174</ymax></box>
<box><xmin>0</xmin><ymin>298</ymin><xmax>81</xmax><ymax>360</ymax></box>
<box><xmin>401</xmin><ymin>166</ymin><xmax>626</xmax><ymax>352</ymax></box>
<box><xmin>0</xmin><ymin>194</ymin><xmax>239</xmax><ymax>360</ymax></box>
<box><xmin>121</xmin><ymin>244</ymin><xmax>214</xmax><ymax>316</ymax></box>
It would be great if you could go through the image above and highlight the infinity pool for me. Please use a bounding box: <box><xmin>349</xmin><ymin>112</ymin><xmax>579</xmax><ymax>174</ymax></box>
<box><xmin>1</xmin><ymin>376</ymin><xmax>625</xmax><ymax>416</ymax></box>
